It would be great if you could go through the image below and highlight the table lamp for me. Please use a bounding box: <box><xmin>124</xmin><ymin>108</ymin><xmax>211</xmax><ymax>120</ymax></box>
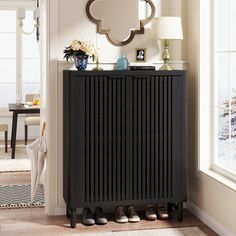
<box><xmin>156</xmin><ymin>17</ymin><xmax>183</xmax><ymax>70</ymax></box>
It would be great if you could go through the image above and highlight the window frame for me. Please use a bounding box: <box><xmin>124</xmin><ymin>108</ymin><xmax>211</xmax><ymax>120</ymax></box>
<box><xmin>199</xmin><ymin>0</ymin><xmax>236</xmax><ymax>183</ymax></box>
<box><xmin>210</xmin><ymin>0</ymin><xmax>236</xmax><ymax>181</ymax></box>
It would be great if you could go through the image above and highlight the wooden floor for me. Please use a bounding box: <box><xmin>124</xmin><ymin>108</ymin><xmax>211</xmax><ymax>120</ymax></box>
<box><xmin>0</xmin><ymin>173</ymin><xmax>219</xmax><ymax>236</ymax></box>
<box><xmin>0</xmin><ymin>171</ymin><xmax>31</xmax><ymax>184</ymax></box>
<box><xmin>0</xmin><ymin>206</ymin><xmax>218</xmax><ymax>236</ymax></box>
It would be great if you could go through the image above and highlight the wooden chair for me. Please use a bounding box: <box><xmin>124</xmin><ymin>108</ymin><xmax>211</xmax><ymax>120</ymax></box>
<box><xmin>0</xmin><ymin>123</ymin><xmax>8</xmax><ymax>152</ymax></box>
<box><xmin>25</xmin><ymin>94</ymin><xmax>40</xmax><ymax>145</ymax></box>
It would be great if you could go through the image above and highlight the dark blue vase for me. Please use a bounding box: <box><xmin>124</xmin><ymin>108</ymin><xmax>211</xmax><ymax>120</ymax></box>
<box><xmin>74</xmin><ymin>55</ymin><xmax>88</xmax><ymax>70</ymax></box>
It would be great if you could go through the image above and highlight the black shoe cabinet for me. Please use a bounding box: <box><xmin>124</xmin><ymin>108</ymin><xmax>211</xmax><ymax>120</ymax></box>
<box><xmin>63</xmin><ymin>70</ymin><xmax>187</xmax><ymax>228</ymax></box>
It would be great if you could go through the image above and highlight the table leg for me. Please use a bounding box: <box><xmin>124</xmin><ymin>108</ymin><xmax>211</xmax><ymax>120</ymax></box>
<box><xmin>11</xmin><ymin>111</ymin><xmax>18</xmax><ymax>159</ymax></box>
<box><xmin>11</xmin><ymin>114</ymin><xmax>14</xmax><ymax>148</ymax></box>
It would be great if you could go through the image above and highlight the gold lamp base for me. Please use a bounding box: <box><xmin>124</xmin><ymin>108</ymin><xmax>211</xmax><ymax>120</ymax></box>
<box><xmin>159</xmin><ymin>63</ymin><xmax>172</xmax><ymax>70</ymax></box>
<box><xmin>159</xmin><ymin>39</ymin><xmax>172</xmax><ymax>71</ymax></box>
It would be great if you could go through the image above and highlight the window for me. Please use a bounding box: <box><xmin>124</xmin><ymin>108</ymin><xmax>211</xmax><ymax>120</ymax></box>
<box><xmin>0</xmin><ymin>7</ymin><xmax>40</xmax><ymax>109</ymax></box>
<box><xmin>212</xmin><ymin>0</ymin><xmax>236</xmax><ymax>179</ymax></box>
<box><xmin>22</xmin><ymin>10</ymin><xmax>40</xmax><ymax>100</ymax></box>
<box><xmin>0</xmin><ymin>10</ymin><xmax>17</xmax><ymax>107</ymax></box>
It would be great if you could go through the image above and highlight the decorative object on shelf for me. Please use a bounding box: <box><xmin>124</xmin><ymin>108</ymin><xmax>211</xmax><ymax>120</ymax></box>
<box><xmin>136</xmin><ymin>48</ymin><xmax>146</xmax><ymax>62</ymax></box>
<box><xmin>74</xmin><ymin>55</ymin><xmax>89</xmax><ymax>71</ymax></box>
<box><xmin>156</xmin><ymin>17</ymin><xmax>183</xmax><ymax>70</ymax></box>
<box><xmin>86</xmin><ymin>0</ymin><xmax>155</xmax><ymax>46</ymax></box>
<box><xmin>116</xmin><ymin>54</ymin><xmax>129</xmax><ymax>70</ymax></box>
<box><xmin>63</xmin><ymin>40</ymin><xmax>99</xmax><ymax>70</ymax></box>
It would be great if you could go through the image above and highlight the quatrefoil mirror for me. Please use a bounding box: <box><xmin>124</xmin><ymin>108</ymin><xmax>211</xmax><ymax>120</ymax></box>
<box><xmin>86</xmin><ymin>0</ymin><xmax>156</xmax><ymax>46</ymax></box>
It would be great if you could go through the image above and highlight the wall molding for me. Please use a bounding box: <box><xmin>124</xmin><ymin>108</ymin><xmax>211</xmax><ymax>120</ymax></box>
<box><xmin>186</xmin><ymin>201</ymin><xmax>235</xmax><ymax>236</ymax></box>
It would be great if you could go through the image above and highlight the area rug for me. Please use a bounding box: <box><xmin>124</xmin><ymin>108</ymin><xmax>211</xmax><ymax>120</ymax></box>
<box><xmin>0</xmin><ymin>184</ymin><xmax>44</xmax><ymax>209</ymax></box>
<box><xmin>0</xmin><ymin>146</ymin><xmax>30</xmax><ymax>172</ymax></box>
<box><xmin>78</xmin><ymin>227</ymin><xmax>207</xmax><ymax>236</ymax></box>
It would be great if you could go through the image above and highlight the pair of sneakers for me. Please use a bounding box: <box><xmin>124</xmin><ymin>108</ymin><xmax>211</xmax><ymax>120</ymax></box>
<box><xmin>82</xmin><ymin>207</ymin><xmax>107</xmax><ymax>226</ymax></box>
<box><xmin>115</xmin><ymin>206</ymin><xmax>140</xmax><ymax>223</ymax></box>
<box><xmin>146</xmin><ymin>204</ymin><xmax>169</xmax><ymax>221</ymax></box>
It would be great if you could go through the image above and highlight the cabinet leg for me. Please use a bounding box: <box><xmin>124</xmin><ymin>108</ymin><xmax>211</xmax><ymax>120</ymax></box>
<box><xmin>167</xmin><ymin>203</ymin><xmax>173</xmax><ymax>218</ymax></box>
<box><xmin>66</xmin><ymin>205</ymin><xmax>71</xmax><ymax>219</ymax></box>
<box><xmin>176</xmin><ymin>202</ymin><xmax>183</xmax><ymax>222</ymax></box>
<box><xmin>70</xmin><ymin>208</ymin><xmax>76</xmax><ymax>228</ymax></box>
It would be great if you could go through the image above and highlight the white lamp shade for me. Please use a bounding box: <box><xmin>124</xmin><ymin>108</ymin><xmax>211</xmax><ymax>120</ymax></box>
<box><xmin>156</xmin><ymin>17</ymin><xmax>183</xmax><ymax>40</ymax></box>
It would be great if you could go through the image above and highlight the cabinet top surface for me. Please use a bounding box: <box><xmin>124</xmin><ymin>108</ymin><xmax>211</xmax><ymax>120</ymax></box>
<box><xmin>64</xmin><ymin>70</ymin><xmax>186</xmax><ymax>77</ymax></box>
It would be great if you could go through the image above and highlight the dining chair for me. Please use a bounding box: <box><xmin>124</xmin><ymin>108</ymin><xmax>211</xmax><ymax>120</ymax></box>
<box><xmin>0</xmin><ymin>123</ymin><xmax>8</xmax><ymax>152</ymax></box>
<box><xmin>25</xmin><ymin>94</ymin><xmax>40</xmax><ymax>145</ymax></box>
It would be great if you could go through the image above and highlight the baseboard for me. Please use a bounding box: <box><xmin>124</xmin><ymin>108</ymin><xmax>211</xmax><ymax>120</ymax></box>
<box><xmin>52</xmin><ymin>207</ymin><xmax>83</xmax><ymax>216</ymax></box>
<box><xmin>0</xmin><ymin>135</ymin><xmax>39</xmax><ymax>141</ymax></box>
<box><xmin>186</xmin><ymin>201</ymin><xmax>235</xmax><ymax>236</ymax></box>
<box><xmin>52</xmin><ymin>207</ymin><xmax>66</xmax><ymax>216</ymax></box>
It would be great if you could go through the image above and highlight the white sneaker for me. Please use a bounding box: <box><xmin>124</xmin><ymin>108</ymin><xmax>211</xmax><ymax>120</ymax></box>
<box><xmin>127</xmin><ymin>206</ymin><xmax>140</xmax><ymax>223</ymax></box>
<box><xmin>115</xmin><ymin>206</ymin><xmax>128</xmax><ymax>223</ymax></box>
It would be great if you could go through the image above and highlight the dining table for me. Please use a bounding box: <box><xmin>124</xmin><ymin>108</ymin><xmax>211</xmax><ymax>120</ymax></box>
<box><xmin>8</xmin><ymin>103</ymin><xmax>40</xmax><ymax>159</ymax></box>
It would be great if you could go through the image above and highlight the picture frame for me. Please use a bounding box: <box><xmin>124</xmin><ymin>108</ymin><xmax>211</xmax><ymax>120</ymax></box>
<box><xmin>135</xmin><ymin>48</ymin><xmax>146</xmax><ymax>62</ymax></box>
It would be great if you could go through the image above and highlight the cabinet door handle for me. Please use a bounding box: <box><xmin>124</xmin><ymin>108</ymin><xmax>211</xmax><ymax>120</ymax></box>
<box><xmin>108</xmin><ymin>76</ymin><xmax>125</xmax><ymax>80</ymax></box>
<box><xmin>133</xmin><ymin>76</ymin><xmax>150</xmax><ymax>80</ymax></box>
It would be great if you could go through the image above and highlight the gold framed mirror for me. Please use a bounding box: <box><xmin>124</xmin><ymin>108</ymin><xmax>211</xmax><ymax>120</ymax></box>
<box><xmin>86</xmin><ymin>0</ymin><xmax>156</xmax><ymax>46</ymax></box>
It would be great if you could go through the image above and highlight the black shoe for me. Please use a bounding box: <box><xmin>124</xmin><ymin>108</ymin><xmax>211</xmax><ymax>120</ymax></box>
<box><xmin>127</xmin><ymin>206</ymin><xmax>140</xmax><ymax>223</ymax></box>
<box><xmin>82</xmin><ymin>207</ymin><xmax>95</xmax><ymax>226</ymax></box>
<box><xmin>95</xmin><ymin>207</ymin><xmax>107</xmax><ymax>225</ymax></box>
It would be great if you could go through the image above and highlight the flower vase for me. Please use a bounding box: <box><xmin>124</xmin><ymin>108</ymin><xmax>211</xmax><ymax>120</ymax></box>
<box><xmin>74</xmin><ymin>55</ymin><xmax>88</xmax><ymax>70</ymax></box>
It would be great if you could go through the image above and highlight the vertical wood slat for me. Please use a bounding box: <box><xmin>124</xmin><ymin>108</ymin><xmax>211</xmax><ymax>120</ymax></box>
<box><xmin>159</xmin><ymin>76</ymin><xmax>163</xmax><ymax>199</ymax></box>
<box><xmin>85</xmin><ymin>78</ymin><xmax>90</xmax><ymax>202</ymax></box>
<box><xmin>117</xmin><ymin>79</ymin><xmax>121</xmax><ymax>201</ymax></box>
<box><xmin>121</xmin><ymin>79</ymin><xmax>126</xmax><ymax>201</ymax></box>
<box><xmin>95</xmin><ymin>77</ymin><xmax>99</xmax><ymax>202</ymax></box>
<box><xmin>125</xmin><ymin>77</ymin><xmax>130</xmax><ymax>200</ymax></box>
<box><xmin>146</xmin><ymin>77</ymin><xmax>151</xmax><ymax>199</ymax></box>
<box><xmin>142</xmin><ymin>79</ymin><xmax>146</xmax><ymax>200</ymax></box>
<box><xmin>112</xmin><ymin>80</ymin><xmax>117</xmax><ymax>201</ymax></box>
<box><xmin>103</xmin><ymin>78</ymin><xmax>108</xmax><ymax>202</ymax></box>
<box><xmin>72</xmin><ymin>77</ymin><xmax>86</xmax><ymax>203</ymax></box>
<box><xmin>163</xmin><ymin>76</ymin><xmax>168</xmax><ymax>199</ymax></box>
<box><xmin>137</xmin><ymin>79</ymin><xmax>142</xmax><ymax>200</ymax></box>
<box><xmin>154</xmin><ymin>77</ymin><xmax>159</xmax><ymax>199</ymax></box>
<box><xmin>133</xmin><ymin>79</ymin><xmax>138</xmax><ymax>201</ymax></box>
<box><xmin>90</xmin><ymin>77</ymin><xmax>95</xmax><ymax>202</ymax></box>
<box><xmin>150</xmin><ymin>77</ymin><xmax>155</xmax><ymax>199</ymax></box>
<box><xmin>99</xmin><ymin>77</ymin><xmax>104</xmax><ymax>202</ymax></box>
<box><xmin>168</xmin><ymin>76</ymin><xmax>173</xmax><ymax>198</ymax></box>
<box><xmin>108</xmin><ymin>79</ymin><xmax>112</xmax><ymax>202</ymax></box>
<box><xmin>129</xmin><ymin>77</ymin><xmax>133</xmax><ymax>201</ymax></box>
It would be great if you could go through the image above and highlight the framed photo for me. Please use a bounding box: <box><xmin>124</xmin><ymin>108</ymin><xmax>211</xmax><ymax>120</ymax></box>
<box><xmin>135</xmin><ymin>48</ymin><xmax>146</xmax><ymax>62</ymax></box>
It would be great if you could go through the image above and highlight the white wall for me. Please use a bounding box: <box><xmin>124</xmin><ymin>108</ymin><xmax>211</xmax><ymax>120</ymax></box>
<box><xmin>57</xmin><ymin>0</ymin><xmax>184</xmax><ymax>66</ymax></box>
<box><xmin>45</xmin><ymin>0</ymin><xmax>186</xmax><ymax>215</ymax></box>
